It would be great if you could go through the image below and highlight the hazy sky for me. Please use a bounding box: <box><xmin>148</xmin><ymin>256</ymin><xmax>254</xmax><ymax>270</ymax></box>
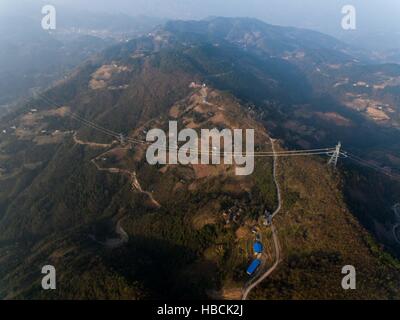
<box><xmin>49</xmin><ymin>0</ymin><xmax>400</xmax><ymax>32</ymax></box>
<box><xmin>1</xmin><ymin>0</ymin><xmax>399</xmax><ymax>47</ymax></box>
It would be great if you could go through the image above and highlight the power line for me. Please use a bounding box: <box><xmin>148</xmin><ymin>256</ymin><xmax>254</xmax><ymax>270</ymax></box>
<box><xmin>28</xmin><ymin>92</ymin><xmax>400</xmax><ymax>178</ymax></box>
<box><xmin>32</xmin><ymin>92</ymin><xmax>337</xmax><ymax>157</ymax></box>
<box><xmin>342</xmin><ymin>151</ymin><xmax>400</xmax><ymax>181</ymax></box>
<box><xmin>35</xmin><ymin>92</ymin><xmax>121</xmax><ymax>138</ymax></box>
<box><xmin>6</xmin><ymin>91</ymin><xmax>396</xmax><ymax>186</ymax></box>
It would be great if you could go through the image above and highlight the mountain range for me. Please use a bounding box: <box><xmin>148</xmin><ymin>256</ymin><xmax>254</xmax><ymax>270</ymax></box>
<box><xmin>0</xmin><ymin>17</ymin><xmax>399</xmax><ymax>299</ymax></box>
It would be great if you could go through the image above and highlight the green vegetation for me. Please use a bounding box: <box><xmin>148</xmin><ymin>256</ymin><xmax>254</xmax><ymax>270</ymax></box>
<box><xmin>1</xmin><ymin>17</ymin><xmax>400</xmax><ymax>300</ymax></box>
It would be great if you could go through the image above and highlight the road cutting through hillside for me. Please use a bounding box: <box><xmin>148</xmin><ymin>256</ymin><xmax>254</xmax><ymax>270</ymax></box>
<box><xmin>200</xmin><ymin>85</ymin><xmax>282</xmax><ymax>299</ymax></box>
<box><xmin>242</xmin><ymin>138</ymin><xmax>282</xmax><ymax>300</ymax></box>
<box><xmin>73</xmin><ymin>133</ymin><xmax>160</xmax><ymax>248</ymax></box>
<box><xmin>271</xmin><ymin>139</ymin><xmax>282</xmax><ymax>219</ymax></box>
<box><xmin>104</xmin><ymin>216</ymin><xmax>130</xmax><ymax>249</ymax></box>
<box><xmin>76</xmin><ymin>137</ymin><xmax>161</xmax><ymax>208</ymax></box>
<box><xmin>91</xmin><ymin>150</ymin><xmax>161</xmax><ymax>247</ymax></box>
<box><xmin>391</xmin><ymin>205</ymin><xmax>400</xmax><ymax>246</ymax></box>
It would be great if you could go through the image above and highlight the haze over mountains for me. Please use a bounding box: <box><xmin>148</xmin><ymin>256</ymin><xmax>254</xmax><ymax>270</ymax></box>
<box><xmin>0</xmin><ymin>2</ymin><xmax>164</xmax><ymax>107</ymax></box>
<box><xmin>0</xmin><ymin>5</ymin><xmax>400</xmax><ymax>299</ymax></box>
<box><xmin>46</xmin><ymin>0</ymin><xmax>400</xmax><ymax>51</ymax></box>
<box><xmin>1</xmin><ymin>0</ymin><xmax>399</xmax><ymax>107</ymax></box>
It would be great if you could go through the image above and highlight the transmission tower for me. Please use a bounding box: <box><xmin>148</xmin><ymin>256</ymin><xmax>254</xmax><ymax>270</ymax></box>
<box><xmin>119</xmin><ymin>133</ymin><xmax>125</xmax><ymax>145</ymax></box>
<box><xmin>328</xmin><ymin>141</ymin><xmax>342</xmax><ymax>167</ymax></box>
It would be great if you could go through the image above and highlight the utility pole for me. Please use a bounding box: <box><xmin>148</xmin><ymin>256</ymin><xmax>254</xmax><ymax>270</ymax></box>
<box><xmin>328</xmin><ymin>141</ymin><xmax>342</xmax><ymax>167</ymax></box>
<box><xmin>119</xmin><ymin>133</ymin><xmax>125</xmax><ymax>145</ymax></box>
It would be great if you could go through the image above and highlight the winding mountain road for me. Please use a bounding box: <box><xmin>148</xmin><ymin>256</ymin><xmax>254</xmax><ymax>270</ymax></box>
<box><xmin>74</xmin><ymin>133</ymin><xmax>160</xmax><ymax>248</ymax></box>
<box><xmin>242</xmin><ymin>224</ymin><xmax>280</xmax><ymax>300</ymax></box>
<box><xmin>242</xmin><ymin>138</ymin><xmax>282</xmax><ymax>300</ymax></box>
<box><xmin>270</xmin><ymin>139</ymin><xmax>282</xmax><ymax>219</ymax></box>
<box><xmin>391</xmin><ymin>204</ymin><xmax>400</xmax><ymax>245</ymax></box>
<box><xmin>105</xmin><ymin>217</ymin><xmax>129</xmax><ymax>249</ymax></box>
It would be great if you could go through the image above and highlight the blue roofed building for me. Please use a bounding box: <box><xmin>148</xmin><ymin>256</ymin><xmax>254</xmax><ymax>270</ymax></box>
<box><xmin>253</xmin><ymin>241</ymin><xmax>263</xmax><ymax>254</ymax></box>
<box><xmin>246</xmin><ymin>259</ymin><xmax>261</xmax><ymax>276</ymax></box>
